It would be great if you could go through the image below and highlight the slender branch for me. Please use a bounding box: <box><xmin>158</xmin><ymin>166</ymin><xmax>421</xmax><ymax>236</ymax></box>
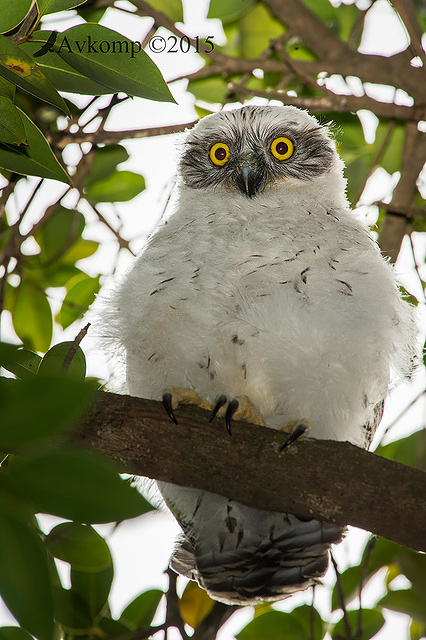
<box><xmin>71</xmin><ymin>391</ymin><xmax>426</xmax><ymax>553</ymax></box>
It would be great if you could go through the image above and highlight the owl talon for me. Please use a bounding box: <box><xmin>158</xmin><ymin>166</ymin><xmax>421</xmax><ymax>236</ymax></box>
<box><xmin>209</xmin><ymin>395</ymin><xmax>227</xmax><ymax>422</ymax></box>
<box><xmin>225</xmin><ymin>398</ymin><xmax>240</xmax><ymax>436</ymax></box>
<box><xmin>280</xmin><ymin>421</ymin><xmax>311</xmax><ymax>451</ymax></box>
<box><xmin>162</xmin><ymin>392</ymin><xmax>178</xmax><ymax>425</ymax></box>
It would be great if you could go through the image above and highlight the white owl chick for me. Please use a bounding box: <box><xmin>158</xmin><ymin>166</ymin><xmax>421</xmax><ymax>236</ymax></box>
<box><xmin>101</xmin><ymin>105</ymin><xmax>416</xmax><ymax>605</ymax></box>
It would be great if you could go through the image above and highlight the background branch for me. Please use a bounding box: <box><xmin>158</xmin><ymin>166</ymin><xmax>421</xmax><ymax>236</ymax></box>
<box><xmin>72</xmin><ymin>391</ymin><xmax>426</xmax><ymax>553</ymax></box>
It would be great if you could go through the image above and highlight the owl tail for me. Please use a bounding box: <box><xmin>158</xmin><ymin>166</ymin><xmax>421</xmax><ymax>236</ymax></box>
<box><xmin>168</xmin><ymin>494</ymin><xmax>344</xmax><ymax>606</ymax></box>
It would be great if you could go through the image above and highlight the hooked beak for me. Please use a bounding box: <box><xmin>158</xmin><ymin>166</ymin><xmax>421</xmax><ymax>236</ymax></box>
<box><xmin>234</xmin><ymin>161</ymin><xmax>265</xmax><ymax>198</ymax></box>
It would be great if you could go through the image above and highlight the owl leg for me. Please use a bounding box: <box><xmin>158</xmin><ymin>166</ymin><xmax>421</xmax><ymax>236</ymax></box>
<box><xmin>279</xmin><ymin>419</ymin><xmax>312</xmax><ymax>450</ymax></box>
<box><xmin>162</xmin><ymin>386</ymin><xmax>212</xmax><ymax>425</ymax></box>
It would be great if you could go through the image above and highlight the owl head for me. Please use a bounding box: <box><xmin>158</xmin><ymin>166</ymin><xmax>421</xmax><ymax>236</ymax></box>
<box><xmin>179</xmin><ymin>105</ymin><xmax>340</xmax><ymax>198</ymax></box>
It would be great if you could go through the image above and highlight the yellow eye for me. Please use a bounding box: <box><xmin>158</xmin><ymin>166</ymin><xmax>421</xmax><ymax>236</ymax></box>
<box><xmin>270</xmin><ymin>136</ymin><xmax>294</xmax><ymax>160</ymax></box>
<box><xmin>210</xmin><ymin>142</ymin><xmax>230</xmax><ymax>166</ymax></box>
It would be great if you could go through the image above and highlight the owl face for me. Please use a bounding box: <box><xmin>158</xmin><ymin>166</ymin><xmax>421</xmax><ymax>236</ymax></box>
<box><xmin>179</xmin><ymin>105</ymin><xmax>335</xmax><ymax>198</ymax></box>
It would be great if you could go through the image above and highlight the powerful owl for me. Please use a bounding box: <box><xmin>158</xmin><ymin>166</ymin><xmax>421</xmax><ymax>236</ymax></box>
<box><xmin>102</xmin><ymin>105</ymin><xmax>415</xmax><ymax>605</ymax></box>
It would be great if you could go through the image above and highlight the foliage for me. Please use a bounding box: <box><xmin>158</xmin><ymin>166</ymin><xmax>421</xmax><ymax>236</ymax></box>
<box><xmin>0</xmin><ymin>0</ymin><xmax>425</xmax><ymax>639</ymax></box>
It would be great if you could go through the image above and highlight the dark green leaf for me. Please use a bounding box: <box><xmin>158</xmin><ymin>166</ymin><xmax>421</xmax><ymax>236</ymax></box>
<box><xmin>0</xmin><ymin>512</ymin><xmax>54</xmax><ymax>640</ymax></box>
<box><xmin>1</xmin><ymin>348</ymin><xmax>42</xmax><ymax>379</ymax></box>
<box><xmin>377</xmin><ymin>430</ymin><xmax>426</xmax><ymax>470</ymax></box>
<box><xmin>119</xmin><ymin>590</ymin><xmax>164</xmax><ymax>630</ymax></box>
<box><xmin>38</xmin><ymin>342</ymin><xmax>87</xmax><ymax>380</ymax></box>
<box><xmin>289</xmin><ymin>605</ymin><xmax>324</xmax><ymax>639</ymax></box>
<box><xmin>379</xmin><ymin>589</ymin><xmax>426</xmax><ymax>623</ymax></box>
<box><xmin>54</xmin><ymin>24</ymin><xmax>175</xmax><ymax>102</ymax></box>
<box><xmin>0</xmin><ymin>0</ymin><xmax>33</xmax><ymax>33</ymax></box>
<box><xmin>0</xmin><ymin>108</ymin><xmax>70</xmax><ymax>183</ymax></box>
<box><xmin>11</xmin><ymin>278</ymin><xmax>53</xmax><ymax>352</ymax></box>
<box><xmin>58</xmin><ymin>274</ymin><xmax>100</xmax><ymax>329</ymax></box>
<box><xmin>332</xmin><ymin>608</ymin><xmax>385</xmax><ymax>640</ymax></box>
<box><xmin>84</xmin><ymin>170</ymin><xmax>145</xmax><ymax>203</ymax></box>
<box><xmin>83</xmin><ymin>144</ymin><xmax>129</xmax><ymax>187</ymax></box>
<box><xmin>0</xmin><ymin>627</ymin><xmax>36</xmax><ymax>640</ymax></box>
<box><xmin>19</xmin><ymin>36</ymin><xmax>113</xmax><ymax>96</ymax></box>
<box><xmin>397</xmin><ymin>549</ymin><xmax>426</xmax><ymax>600</ymax></box>
<box><xmin>9</xmin><ymin>448</ymin><xmax>155</xmax><ymax>522</ymax></box>
<box><xmin>71</xmin><ymin>564</ymin><xmax>114</xmax><ymax>618</ymax></box>
<box><xmin>0</xmin><ymin>75</ymin><xmax>15</xmax><ymax>99</ymax></box>
<box><xmin>35</xmin><ymin>208</ymin><xmax>85</xmax><ymax>263</ymax></box>
<box><xmin>38</xmin><ymin>0</ymin><xmax>89</xmax><ymax>16</ymax></box>
<box><xmin>208</xmin><ymin>0</ymin><xmax>255</xmax><ymax>23</ymax></box>
<box><xmin>0</xmin><ymin>376</ymin><xmax>93</xmax><ymax>450</ymax></box>
<box><xmin>47</xmin><ymin>523</ymin><xmax>112</xmax><ymax>571</ymax></box>
<box><xmin>0</xmin><ymin>35</ymin><xmax>69</xmax><ymax>114</ymax></box>
<box><xmin>53</xmin><ymin>586</ymin><xmax>92</xmax><ymax>632</ymax></box>
<box><xmin>0</xmin><ymin>97</ymin><xmax>26</xmax><ymax>145</ymax></box>
<box><xmin>237</xmin><ymin>610</ymin><xmax>305</xmax><ymax>640</ymax></box>
<box><xmin>97</xmin><ymin>617</ymin><xmax>132</xmax><ymax>637</ymax></box>
<box><xmin>332</xmin><ymin>565</ymin><xmax>363</xmax><ymax>611</ymax></box>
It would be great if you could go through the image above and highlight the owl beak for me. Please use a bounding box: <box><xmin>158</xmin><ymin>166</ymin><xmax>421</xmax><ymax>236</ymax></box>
<box><xmin>235</xmin><ymin>161</ymin><xmax>265</xmax><ymax>198</ymax></box>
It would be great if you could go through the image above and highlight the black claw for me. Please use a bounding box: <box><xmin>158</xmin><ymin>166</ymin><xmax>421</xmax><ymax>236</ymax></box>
<box><xmin>209</xmin><ymin>395</ymin><xmax>227</xmax><ymax>422</ymax></box>
<box><xmin>225</xmin><ymin>398</ymin><xmax>239</xmax><ymax>436</ymax></box>
<box><xmin>162</xmin><ymin>392</ymin><xmax>178</xmax><ymax>425</ymax></box>
<box><xmin>280</xmin><ymin>422</ymin><xmax>309</xmax><ymax>451</ymax></box>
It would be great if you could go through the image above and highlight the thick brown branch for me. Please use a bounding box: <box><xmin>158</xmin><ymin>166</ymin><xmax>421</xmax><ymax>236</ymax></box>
<box><xmin>73</xmin><ymin>391</ymin><xmax>426</xmax><ymax>553</ymax></box>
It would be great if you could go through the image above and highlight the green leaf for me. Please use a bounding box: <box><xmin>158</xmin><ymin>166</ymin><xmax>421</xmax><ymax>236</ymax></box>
<box><xmin>53</xmin><ymin>586</ymin><xmax>92</xmax><ymax>632</ymax></box>
<box><xmin>1</xmin><ymin>348</ymin><xmax>42</xmax><ymax>379</ymax></box>
<box><xmin>71</xmin><ymin>564</ymin><xmax>114</xmax><ymax>618</ymax></box>
<box><xmin>0</xmin><ymin>34</ymin><xmax>69</xmax><ymax>114</ymax></box>
<box><xmin>61</xmin><ymin>238</ymin><xmax>99</xmax><ymax>264</ymax></box>
<box><xmin>378</xmin><ymin>589</ymin><xmax>426</xmax><ymax>623</ymax></box>
<box><xmin>331</xmin><ymin>564</ymin><xmax>363</xmax><ymax>611</ymax></box>
<box><xmin>58</xmin><ymin>274</ymin><xmax>100</xmax><ymax>329</ymax></box>
<box><xmin>20</xmin><ymin>35</ymin><xmax>114</xmax><ymax>96</ymax></box>
<box><xmin>188</xmin><ymin>75</ymin><xmax>229</xmax><ymax>104</ymax></box>
<box><xmin>0</xmin><ymin>512</ymin><xmax>54</xmax><ymax>640</ymax></box>
<box><xmin>9</xmin><ymin>448</ymin><xmax>155</xmax><ymax>523</ymax></box>
<box><xmin>410</xmin><ymin>619</ymin><xmax>426</xmax><ymax>640</ymax></box>
<box><xmin>38</xmin><ymin>342</ymin><xmax>87</xmax><ymax>380</ymax></box>
<box><xmin>84</xmin><ymin>170</ymin><xmax>145</xmax><ymax>203</ymax></box>
<box><xmin>0</xmin><ymin>376</ymin><xmax>93</xmax><ymax>450</ymax></box>
<box><xmin>53</xmin><ymin>24</ymin><xmax>175</xmax><ymax>102</ymax></box>
<box><xmin>35</xmin><ymin>208</ymin><xmax>85</xmax><ymax>263</ymax></box>
<box><xmin>119</xmin><ymin>590</ymin><xmax>164</xmax><ymax>630</ymax></box>
<box><xmin>97</xmin><ymin>617</ymin><xmax>132</xmax><ymax>637</ymax></box>
<box><xmin>238</xmin><ymin>4</ymin><xmax>284</xmax><ymax>59</ymax></box>
<box><xmin>332</xmin><ymin>609</ymin><xmax>385</xmax><ymax>640</ymax></box>
<box><xmin>37</xmin><ymin>0</ymin><xmax>89</xmax><ymax>16</ymax></box>
<box><xmin>237</xmin><ymin>610</ymin><xmax>305</xmax><ymax>640</ymax></box>
<box><xmin>0</xmin><ymin>97</ymin><xmax>26</xmax><ymax>144</ymax></box>
<box><xmin>377</xmin><ymin>430</ymin><xmax>426</xmax><ymax>470</ymax></box>
<box><xmin>83</xmin><ymin>144</ymin><xmax>129</xmax><ymax>187</ymax></box>
<box><xmin>47</xmin><ymin>522</ymin><xmax>114</xmax><ymax>617</ymax></box>
<box><xmin>208</xmin><ymin>0</ymin><xmax>255</xmax><ymax>23</ymax></box>
<box><xmin>0</xmin><ymin>108</ymin><xmax>70</xmax><ymax>183</ymax></box>
<box><xmin>47</xmin><ymin>523</ymin><xmax>112</xmax><ymax>571</ymax></box>
<box><xmin>179</xmin><ymin>582</ymin><xmax>214</xmax><ymax>629</ymax></box>
<box><xmin>289</xmin><ymin>605</ymin><xmax>324</xmax><ymax>639</ymax></box>
<box><xmin>0</xmin><ymin>0</ymin><xmax>34</xmax><ymax>34</ymax></box>
<box><xmin>0</xmin><ymin>75</ymin><xmax>15</xmax><ymax>99</ymax></box>
<box><xmin>397</xmin><ymin>549</ymin><xmax>426</xmax><ymax>600</ymax></box>
<box><xmin>143</xmin><ymin>0</ymin><xmax>183</xmax><ymax>22</ymax></box>
<box><xmin>0</xmin><ymin>628</ymin><xmax>36</xmax><ymax>640</ymax></box>
<box><xmin>12</xmin><ymin>278</ymin><xmax>52</xmax><ymax>352</ymax></box>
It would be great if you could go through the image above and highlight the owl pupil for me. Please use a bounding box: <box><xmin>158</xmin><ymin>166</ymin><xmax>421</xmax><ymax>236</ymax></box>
<box><xmin>215</xmin><ymin>147</ymin><xmax>227</xmax><ymax>161</ymax></box>
<box><xmin>276</xmin><ymin>141</ymin><xmax>288</xmax><ymax>155</ymax></box>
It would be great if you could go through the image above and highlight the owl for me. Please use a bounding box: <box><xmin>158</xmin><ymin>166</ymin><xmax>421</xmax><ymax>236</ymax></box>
<box><xmin>102</xmin><ymin>105</ymin><xmax>416</xmax><ymax>605</ymax></box>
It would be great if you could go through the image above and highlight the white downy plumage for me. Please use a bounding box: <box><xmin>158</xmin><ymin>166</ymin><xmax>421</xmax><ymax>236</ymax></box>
<box><xmin>99</xmin><ymin>106</ymin><xmax>416</xmax><ymax>604</ymax></box>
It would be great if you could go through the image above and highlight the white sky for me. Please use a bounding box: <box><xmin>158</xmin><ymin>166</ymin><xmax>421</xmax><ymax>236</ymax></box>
<box><xmin>1</xmin><ymin>1</ymin><xmax>425</xmax><ymax>639</ymax></box>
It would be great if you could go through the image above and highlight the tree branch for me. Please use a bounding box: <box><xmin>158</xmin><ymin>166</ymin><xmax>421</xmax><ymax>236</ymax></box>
<box><xmin>72</xmin><ymin>391</ymin><xmax>426</xmax><ymax>553</ymax></box>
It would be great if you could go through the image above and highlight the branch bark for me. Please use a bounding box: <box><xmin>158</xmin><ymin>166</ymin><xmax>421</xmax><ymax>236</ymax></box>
<box><xmin>72</xmin><ymin>391</ymin><xmax>426</xmax><ymax>553</ymax></box>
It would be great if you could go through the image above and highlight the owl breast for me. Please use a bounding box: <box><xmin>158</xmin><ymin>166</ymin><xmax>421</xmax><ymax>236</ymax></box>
<box><xmin>119</xmin><ymin>189</ymin><xmax>401</xmax><ymax>448</ymax></box>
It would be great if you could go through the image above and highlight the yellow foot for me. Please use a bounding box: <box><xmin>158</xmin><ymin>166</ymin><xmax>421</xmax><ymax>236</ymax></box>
<box><xmin>162</xmin><ymin>386</ymin><xmax>212</xmax><ymax>424</ymax></box>
<box><xmin>280</xmin><ymin>419</ymin><xmax>312</xmax><ymax>450</ymax></box>
<box><xmin>210</xmin><ymin>394</ymin><xmax>265</xmax><ymax>435</ymax></box>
